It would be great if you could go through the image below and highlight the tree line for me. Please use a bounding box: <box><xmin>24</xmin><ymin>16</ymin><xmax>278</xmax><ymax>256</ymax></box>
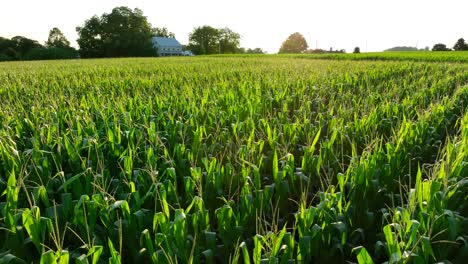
<box><xmin>432</xmin><ymin>38</ymin><xmax>468</xmax><ymax>51</ymax></box>
<box><xmin>2</xmin><ymin>6</ymin><xmax>466</xmax><ymax>61</ymax></box>
<box><xmin>277</xmin><ymin>32</ymin><xmax>468</xmax><ymax>54</ymax></box>
<box><xmin>0</xmin><ymin>6</ymin><xmax>264</xmax><ymax>61</ymax></box>
<box><xmin>0</xmin><ymin>28</ymin><xmax>77</xmax><ymax>61</ymax></box>
<box><xmin>278</xmin><ymin>32</ymin><xmax>346</xmax><ymax>54</ymax></box>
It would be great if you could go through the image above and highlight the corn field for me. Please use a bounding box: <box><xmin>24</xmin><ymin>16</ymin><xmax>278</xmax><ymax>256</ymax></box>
<box><xmin>0</xmin><ymin>56</ymin><xmax>467</xmax><ymax>263</ymax></box>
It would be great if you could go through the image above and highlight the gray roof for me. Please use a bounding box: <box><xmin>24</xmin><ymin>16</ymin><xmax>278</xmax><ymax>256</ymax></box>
<box><xmin>152</xmin><ymin>37</ymin><xmax>182</xmax><ymax>47</ymax></box>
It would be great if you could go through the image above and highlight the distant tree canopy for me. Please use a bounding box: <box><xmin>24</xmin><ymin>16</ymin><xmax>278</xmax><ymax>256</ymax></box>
<box><xmin>432</xmin><ymin>43</ymin><xmax>451</xmax><ymax>51</ymax></box>
<box><xmin>353</xmin><ymin>47</ymin><xmax>360</xmax><ymax>54</ymax></box>
<box><xmin>304</xmin><ymin>49</ymin><xmax>327</xmax><ymax>54</ymax></box>
<box><xmin>188</xmin><ymin>26</ymin><xmax>241</xmax><ymax>55</ymax></box>
<box><xmin>188</xmin><ymin>26</ymin><xmax>218</xmax><ymax>55</ymax></box>
<box><xmin>279</xmin><ymin>32</ymin><xmax>308</xmax><ymax>53</ymax></box>
<box><xmin>152</xmin><ymin>27</ymin><xmax>175</xmax><ymax>38</ymax></box>
<box><xmin>0</xmin><ymin>34</ymin><xmax>76</xmax><ymax>61</ymax></box>
<box><xmin>11</xmin><ymin>36</ymin><xmax>42</xmax><ymax>57</ymax></box>
<box><xmin>246</xmin><ymin>48</ymin><xmax>265</xmax><ymax>54</ymax></box>
<box><xmin>453</xmin><ymin>38</ymin><xmax>468</xmax><ymax>51</ymax></box>
<box><xmin>218</xmin><ymin>28</ymin><xmax>241</xmax><ymax>54</ymax></box>
<box><xmin>0</xmin><ymin>37</ymin><xmax>19</xmax><ymax>61</ymax></box>
<box><xmin>385</xmin><ymin>46</ymin><xmax>420</xmax><ymax>52</ymax></box>
<box><xmin>46</xmin><ymin>28</ymin><xmax>71</xmax><ymax>48</ymax></box>
<box><xmin>41</xmin><ymin>28</ymin><xmax>78</xmax><ymax>59</ymax></box>
<box><xmin>76</xmin><ymin>6</ymin><xmax>156</xmax><ymax>58</ymax></box>
<box><xmin>384</xmin><ymin>46</ymin><xmax>432</xmax><ymax>52</ymax></box>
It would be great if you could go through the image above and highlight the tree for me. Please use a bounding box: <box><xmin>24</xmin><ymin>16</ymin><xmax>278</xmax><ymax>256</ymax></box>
<box><xmin>353</xmin><ymin>47</ymin><xmax>360</xmax><ymax>53</ymax></box>
<box><xmin>11</xmin><ymin>36</ymin><xmax>42</xmax><ymax>54</ymax></box>
<box><xmin>218</xmin><ymin>27</ymin><xmax>241</xmax><ymax>53</ymax></box>
<box><xmin>75</xmin><ymin>16</ymin><xmax>103</xmax><ymax>58</ymax></box>
<box><xmin>453</xmin><ymin>38</ymin><xmax>468</xmax><ymax>51</ymax></box>
<box><xmin>188</xmin><ymin>26</ymin><xmax>219</xmax><ymax>55</ymax></box>
<box><xmin>384</xmin><ymin>46</ymin><xmax>419</xmax><ymax>52</ymax></box>
<box><xmin>76</xmin><ymin>6</ymin><xmax>156</xmax><ymax>58</ymax></box>
<box><xmin>0</xmin><ymin>37</ymin><xmax>17</xmax><ymax>60</ymax></box>
<box><xmin>0</xmin><ymin>35</ymin><xmax>76</xmax><ymax>61</ymax></box>
<box><xmin>304</xmin><ymin>49</ymin><xmax>326</xmax><ymax>54</ymax></box>
<box><xmin>432</xmin><ymin>43</ymin><xmax>450</xmax><ymax>51</ymax></box>
<box><xmin>279</xmin><ymin>32</ymin><xmax>308</xmax><ymax>53</ymax></box>
<box><xmin>188</xmin><ymin>26</ymin><xmax>242</xmax><ymax>55</ymax></box>
<box><xmin>46</xmin><ymin>28</ymin><xmax>71</xmax><ymax>48</ymax></box>
<box><xmin>9</xmin><ymin>36</ymin><xmax>43</xmax><ymax>59</ymax></box>
<box><xmin>246</xmin><ymin>48</ymin><xmax>265</xmax><ymax>54</ymax></box>
<box><xmin>43</xmin><ymin>28</ymin><xmax>78</xmax><ymax>59</ymax></box>
<box><xmin>152</xmin><ymin>27</ymin><xmax>175</xmax><ymax>38</ymax></box>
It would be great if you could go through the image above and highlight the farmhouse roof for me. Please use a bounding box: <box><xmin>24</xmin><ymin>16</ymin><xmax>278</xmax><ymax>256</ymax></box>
<box><xmin>152</xmin><ymin>37</ymin><xmax>182</xmax><ymax>47</ymax></box>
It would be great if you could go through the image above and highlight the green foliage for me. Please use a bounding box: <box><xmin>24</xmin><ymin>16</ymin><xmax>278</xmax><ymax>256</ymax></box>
<box><xmin>45</xmin><ymin>28</ymin><xmax>71</xmax><ymax>48</ymax></box>
<box><xmin>352</xmin><ymin>246</ymin><xmax>374</xmax><ymax>264</ymax></box>
<box><xmin>271</xmin><ymin>51</ymin><xmax>468</xmax><ymax>62</ymax></box>
<box><xmin>278</xmin><ymin>32</ymin><xmax>308</xmax><ymax>53</ymax></box>
<box><xmin>0</xmin><ymin>32</ymin><xmax>76</xmax><ymax>61</ymax></box>
<box><xmin>432</xmin><ymin>43</ymin><xmax>451</xmax><ymax>51</ymax></box>
<box><xmin>76</xmin><ymin>6</ymin><xmax>157</xmax><ymax>58</ymax></box>
<box><xmin>188</xmin><ymin>25</ymin><xmax>242</xmax><ymax>55</ymax></box>
<box><xmin>23</xmin><ymin>47</ymin><xmax>78</xmax><ymax>60</ymax></box>
<box><xmin>152</xmin><ymin>27</ymin><xmax>175</xmax><ymax>38</ymax></box>
<box><xmin>218</xmin><ymin>27</ymin><xmax>241</xmax><ymax>54</ymax></box>
<box><xmin>0</xmin><ymin>56</ymin><xmax>467</xmax><ymax>263</ymax></box>
<box><xmin>245</xmin><ymin>48</ymin><xmax>265</xmax><ymax>54</ymax></box>
<box><xmin>384</xmin><ymin>46</ymin><xmax>422</xmax><ymax>52</ymax></box>
<box><xmin>0</xmin><ymin>36</ymin><xmax>42</xmax><ymax>60</ymax></box>
<box><xmin>453</xmin><ymin>38</ymin><xmax>468</xmax><ymax>51</ymax></box>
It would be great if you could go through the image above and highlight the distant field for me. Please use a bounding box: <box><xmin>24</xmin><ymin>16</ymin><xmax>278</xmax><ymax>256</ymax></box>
<box><xmin>288</xmin><ymin>51</ymin><xmax>468</xmax><ymax>62</ymax></box>
<box><xmin>0</xmin><ymin>56</ymin><xmax>467</xmax><ymax>263</ymax></box>
<box><xmin>213</xmin><ymin>51</ymin><xmax>468</xmax><ymax>63</ymax></box>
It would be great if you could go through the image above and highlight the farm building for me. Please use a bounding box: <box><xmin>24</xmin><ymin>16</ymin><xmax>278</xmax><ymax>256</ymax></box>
<box><xmin>152</xmin><ymin>37</ymin><xmax>183</xmax><ymax>56</ymax></box>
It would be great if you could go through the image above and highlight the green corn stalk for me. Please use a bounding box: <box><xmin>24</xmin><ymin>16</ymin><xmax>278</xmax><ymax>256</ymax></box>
<box><xmin>352</xmin><ymin>246</ymin><xmax>374</xmax><ymax>264</ymax></box>
<box><xmin>22</xmin><ymin>206</ymin><xmax>50</xmax><ymax>254</ymax></box>
<box><xmin>3</xmin><ymin>170</ymin><xmax>19</xmax><ymax>232</ymax></box>
<box><xmin>108</xmin><ymin>239</ymin><xmax>121</xmax><ymax>264</ymax></box>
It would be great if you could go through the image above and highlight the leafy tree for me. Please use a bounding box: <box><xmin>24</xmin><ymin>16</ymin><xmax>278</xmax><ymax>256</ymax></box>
<box><xmin>46</xmin><ymin>28</ymin><xmax>71</xmax><ymax>48</ymax></box>
<box><xmin>279</xmin><ymin>32</ymin><xmax>308</xmax><ymax>53</ymax></box>
<box><xmin>188</xmin><ymin>26</ymin><xmax>219</xmax><ymax>55</ymax></box>
<box><xmin>23</xmin><ymin>47</ymin><xmax>78</xmax><ymax>60</ymax></box>
<box><xmin>304</xmin><ymin>49</ymin><xmax>326</xmax><ymax>54</ymax></box>
<box><xmin>0</xmin><ymin>37</ymin><xmax>13</xmax><ymax>51</ymax></box>
<box><xmin>385</xmin><ymin>46</ymin><xmax>419</xmax><ymax>52</ymax></box>
<box><xmin>75</xmin><ymin>16</ymin><xmax>103</xmax><ymax>58</ymax></box>
<box><xmin>353</xmin><ymin>47</ymin><xmax>360</xmax><ymax>53</ymax></box>
<box><xmin>246</xmin><ymin>48</ymin><xmax>265</xmax><ymax>54</ymax></box>
<box><xmin>11</xmin><ymin>36</ymin><xmax>43</xmax><ymax>57</ymax></box>
<box><xmin>188</xmin><ymin>26</ymin><xmax>242</xmax><ymax>55</ymax></box>
<box><xmin>0</xmin><ymin>53</ymin><xmax>12</xmax><ymax>61</ymax></box>
<box><xmin>0</xmin><ymin>37</ymin><xmax>17</xmax><ymax>60</ymax></box>
<box><xmin>152</xmin><ymin>27</ymin><xmax>175</xmax><ymax>38</ymax></box>
<box><xmin>0</xmin><ymin>35</ymin><xmax>76</xmax><ymax>61</ymax></box>
<box><xmin>453</xmin><ymin>38</ymin><xmax>468</xmax><ymax>51</ymax></box>
<box><xmin>42</xmin><ymin>28</ymin><xmax>78</xmax><ymax>59</ymax></box>
<box><xmin>218</xmin><ymin>27</ymin><xmax>241</xmax><ymax>53</ymax></box>
<box><xmin>76</xmin><ymin>6</ymin><xmax>156</xmax><ymax>58</ymax></box>
<box><xmin>0</xmin><ymin>36</ymin><xmax>44</xmax><ymax>60</ymax></box>
<box><xmin>432</xmin><ymin>43</ymin><xmax>450</xmax><ymax>51</ymax></box>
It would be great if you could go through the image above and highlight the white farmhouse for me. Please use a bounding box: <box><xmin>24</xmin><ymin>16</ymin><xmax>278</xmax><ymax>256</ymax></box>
<box><xmin>152</xmin><ymin>37</ymin><xmax>183</xmax><ymax>56</ymax></box>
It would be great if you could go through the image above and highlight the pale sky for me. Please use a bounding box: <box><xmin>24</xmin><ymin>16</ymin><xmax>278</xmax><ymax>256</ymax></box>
<box><xmin>1</xmin><ymin>0</ymin><xmax>467</xmax><ymax>53</ymax></box>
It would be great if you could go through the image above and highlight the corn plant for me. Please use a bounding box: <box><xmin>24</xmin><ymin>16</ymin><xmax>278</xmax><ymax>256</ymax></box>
<box><xmin>0</xmin><ymin>55</ymin><xmax>467</xmax><ymax>263</ymax></box>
